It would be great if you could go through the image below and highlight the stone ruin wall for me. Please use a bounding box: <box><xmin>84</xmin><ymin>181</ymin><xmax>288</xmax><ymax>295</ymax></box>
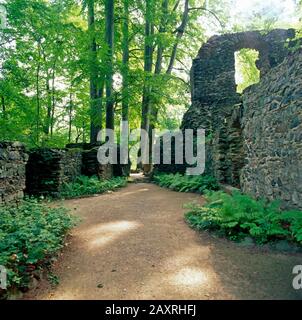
<box><xmin>25</xmin><ymin>148</ymin><xmax>83</xmax><ymax>197</ymax></box>
<box><xmin>66</xmin><ymin>143</ymin><xmax>130</xmax><ymax>179</ymax></box>
<box><xmin>0</xmin><ymin>142</ymin><xmax>28</xmax><ymax>204</ymax></box>
<box><xmin>0</xmin><ymin>141</ymin><xmax>130</xmax><ymax>202</ymax></box>
<box><xmin>241</xmin><ymin>50</ymin><xmax>302</xmax><ymax>210</ymax></box>
<box><xmin>182</xmin><ymin>28</ymin><xmax>301</xmax><ymax>210</ymax></box>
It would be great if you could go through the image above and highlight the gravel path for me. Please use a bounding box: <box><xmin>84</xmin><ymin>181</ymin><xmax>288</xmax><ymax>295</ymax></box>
<box><xmin>24</xmin><ymin>182</ymin><xmax>302</xmax><ymax>300</ymax></box>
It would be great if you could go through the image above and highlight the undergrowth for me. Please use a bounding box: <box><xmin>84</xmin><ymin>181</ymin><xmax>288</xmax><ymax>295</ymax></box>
<box><xmin>0</xmin><ymin>199</ymin><xmax>77</xmax><ymax>297</ymax></box>
<box><xmin>185</xmin><ymin>191</ymin><xmax>302</xmax><ymax>245</ymax></box>
<box><xmin>60</xmin><ymin>176</ymin><xmax>128</xmax><ymax>199</ymax></box>
<box><xmin>153</xmin><ymin>173</ymin><xmax>220</xmax><ymax>194</ymax></box>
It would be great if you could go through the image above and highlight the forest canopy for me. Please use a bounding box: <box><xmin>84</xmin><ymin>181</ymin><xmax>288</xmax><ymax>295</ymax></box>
<box><xmin>0</xmin><ymin>0</ymin><xmax>301</xmax><ymax>147</ymax></box>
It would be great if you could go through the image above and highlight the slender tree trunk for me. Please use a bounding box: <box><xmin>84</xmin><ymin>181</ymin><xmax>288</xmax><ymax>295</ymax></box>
<box><xmin>82</xmin><ymin>121</ymin><xmax>86</xmax><ymax>143</ymax></box>
<box><xmin>1</xmin><ymin>96</ymin><xmax>5</xmax><ymax>119</ymax></box>
<box><xmin>50</xmin><ymin>65</ymin><xmax>56</xmax><ymax>137</ymax></box>
<box><xmin>105</xmin><ymin>0</ymin><xmax>115</xmax><ymax>131</ymax></box>
<box><xmin>75</xmin><ymin>127</ymin><xmax>82</xmax><ymax>143</ymax></box>
<box><xmin>68</xmin><ymin>91</ymin><xmax>73</xmax><ymax>143</ymax></box>
<box><xmin>139</xmin><ymin>0</ymin><xmax>154</xmax><ymax>170</ymax></box>
<box><xmin>141</xmin><ymin>0</ymin><xmax>153</xmax><ymax>135</ymax></box>
<box><xmin>96</xmin><ymin>81</ymin><xmax>104</xmax><ymax>141</ymax></box>
<box><xmin>45</xmin><ymin>76</ymin><xmax>51</xmax><ymax>135</ymax></box>
<box><xmin>173</xmin><ymin>0</ymin><xmax>181</xmax><ymax>11</ymax></box>
<box><xmin>36</xmin><ymin>44</ymin><xmax>41</xmax><ymax>144</ymax></box>
<box><xmin>122</xmin><ymin>0</ymin><xmax>129</xmax><ymax>122</ymax></box>
<box><xmin>88</xmin><ymin>0</ymin><xmax>100</xmax><ymax>143</ymax></box>
<box><xmin>150</xmin><ymin>0</ymin><xmax>168</xmax><ymax>127</ymax></box>
<box><xmin>148</xmin><ymin>0</ymin><xmax>168</xmax><ymax>160</ymax></box>
<box><xmin>166</xmin><ymin>0</ymin><xmax>189</xmax><ymax>75</ymax></box>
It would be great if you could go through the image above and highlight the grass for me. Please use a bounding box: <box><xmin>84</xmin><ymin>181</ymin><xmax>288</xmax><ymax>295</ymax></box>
<box><xmin>153</xmin><ymin>172</ymin><xmax>220</xmax><ymax>194</ymax></box>
<box><xmin>185</xmin><ymin>190</ymin><xmax>302</xmax><ymax>245</ymax></box>
<box><xmin>0</xmin><ymin>199</ymin><xmax>77</xmax><ymax>297</ymax></box>
<box><xmin>60</xmin><ymin>175</ymin><xmax>128</xmax><ymax>199</ymax></box>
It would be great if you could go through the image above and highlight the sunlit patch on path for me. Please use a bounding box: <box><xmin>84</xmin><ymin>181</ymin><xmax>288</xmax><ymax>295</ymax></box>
<box><xmin>24</xmin><ymin>183</ymin><xmax>302</xmax><ymax>300</ymax></box>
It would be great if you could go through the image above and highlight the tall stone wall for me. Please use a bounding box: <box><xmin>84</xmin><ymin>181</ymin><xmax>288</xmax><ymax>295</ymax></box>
<box><xmin>0</xmin><ymin>142</ymin><xmax>28</xmax><ymax>203</ymax></box>
<box><xmin>180</xmin><ymin>28</ymin><xmax>301</xmax><ymax>209</ymax></box>
<box><xmin>182</xmin><ymin>29</ymin><xmax>295</xmax><ymax>186</ymax></box>
<box><xmin>241</xmin><ymin>50</ymin><xmax>302</xmax><ymax>210</ymax></box>
<box><xmin>191</xmin><ymin>29</ymin><xmax>295</xmax><ymax>107</ymax></box>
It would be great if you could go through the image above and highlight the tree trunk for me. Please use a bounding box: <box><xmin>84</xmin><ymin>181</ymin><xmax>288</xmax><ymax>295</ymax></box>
<box><xmin>82</xmin><ymin>121</ymin><xmax>86</xmax><ymax>143</ymax></box>
<box><xmin>1</xmin><ymin>96</ymin><xmax>5</xmax><ymax>119</ymax></box>
<box><xmin>105</xmin><ymin>0</ymin><xmax>115</xmax><ymax>131</ymax></box>
<box><xmin>36</xmin><ymin>44</ymin><xmax>41</xmax><ymax>144</ymax></box>
<box><xmin>150</xmin><ymin>0</ymin><xmax>168</xmax><ymax>127</ymax></box>
<box><xmin>68</xmin><ymin>91</ymin><xmax>73</xmax><ymax>143</ymax></box>
<box><xmin>50</xmin><ymin>65</ymin><xmax>56</xmax><ymax>137</ymax></box>
<box><xmin>141</xmin><ymin>0</ymin><xmax>153</xmax><ymax>134</ymax></box>
<box><xmin>139</xmin><ymin>1</ymin><xmax>154</xmax><ymax>170</ymax></box>
<box><xmin>88</xmin><ymin>0</ymin><xmax>101</xmax><ymax>143</ymax></box>
<box><xmin>148</xmin><ymin>0</ymin><xmax>168</xmax><ymax>160</ymax></box>
<box><xmin>122</xmin><ymin>0</ymin><xmax>129</xmax><ymax>122</ymax></box>
<box><xmin>45</xmin><ymin>76</ymin><xmax>51</xmax><ymax>135</ymax></box>
<box><xmin>166</xmin><ymin>0</ymin><xmax>189</xmax><ymax>75</ymax></box>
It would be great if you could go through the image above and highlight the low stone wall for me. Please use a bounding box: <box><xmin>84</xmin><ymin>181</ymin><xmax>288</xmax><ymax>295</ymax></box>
<box><xmin>66</xmin><ymin>143</ymin><xmax>114</xmax><ymax>180</ymax></box>
<box><xmin>1</xmin><ymin>141</ymin><xmax>129</xmax><ymax>200</ymax></box>
<box><xmin>62</xmin><ymin>148</ymin><xmax>83</xmax><ymax>183</ymax></box>
<box><xmin>67</xmin><ymin>143</ymin><xmax>130</xmax><ymax>179</ymax></box>
<box><xmin>25</xmin><ymin>148</ymin><xmax>82</xmax><ymax>197</ymax></box>
<box><xmin>240</xmin><ymin>50</ymin><xmax>302</xmax><ymax>210</ymax></box>
<box><xmin>0</xmin><ymin>142</ymin><xmax>28</xmax><ymax>204</ymax></box>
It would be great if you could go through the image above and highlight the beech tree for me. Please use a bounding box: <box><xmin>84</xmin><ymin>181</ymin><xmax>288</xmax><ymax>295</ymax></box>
<box><xmin>0</xmin><ymin>0</ymin><xmax>299</xmax><ymax>150</ymax></box>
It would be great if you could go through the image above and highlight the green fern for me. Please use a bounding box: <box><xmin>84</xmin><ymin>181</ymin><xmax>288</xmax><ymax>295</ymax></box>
<box><xmin>153</xmin><ymin>173</ymin><xmax>220</xmax><ymax>194</ymax></box>
<box><xmin>60</xmin><ymin>176</ymin><xmax>127</xmax><ymax>199</ymax></box>
<box><xmin>185</xmin><ymin>191</ymin><xmax>302</xmax><ymax>245</ymax></box>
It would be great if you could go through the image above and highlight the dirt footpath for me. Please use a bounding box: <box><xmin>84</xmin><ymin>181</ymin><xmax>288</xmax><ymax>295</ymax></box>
<box><xmin>24</xmin><ymin>182</ymin><xmax>302</xmax><ymax>300</ymax></box>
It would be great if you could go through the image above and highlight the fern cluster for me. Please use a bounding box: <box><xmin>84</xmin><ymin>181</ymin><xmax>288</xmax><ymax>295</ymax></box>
<box><xmin>185</xmin><ymin>191</ymin><xmax>302</xmax><ymax>244</ymax></box>
<box><xmin>153</xmin><ymin>173</ymin><xmax>220</xmax><ymax>194</ymax></box>
<box><xmin>60</xmin><ymin>176</ymin><xmax>127</xmax><ymax>199</ymax></box>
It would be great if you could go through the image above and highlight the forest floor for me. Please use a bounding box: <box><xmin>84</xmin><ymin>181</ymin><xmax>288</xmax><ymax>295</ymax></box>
<box><xmin>23</xmin><ymin>180</ymin><xmax>302</xmax><ymax>300</ymax></box>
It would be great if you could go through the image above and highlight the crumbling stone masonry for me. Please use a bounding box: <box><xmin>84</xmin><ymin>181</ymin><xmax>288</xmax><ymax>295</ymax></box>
<box><xmin>0</xmin><ymin>141</ymin><xmax>130</xmax><ymax>200</ymax></box>
<box><xmin>25</xmin><ymin>148</ymin><xmax>82</xmax><ymax>197</ymax></box>
<box><xmin>0</xmin><ymin>142</ymin><xmax>28</xmax><ymax>203</ymax></box>
<box><xmin>241</xmin><ymin>50</ymin><xmax>302</xmax><ymax>210</ymax></box>
<box><xmin>66</xmin><ymin>143</ymin><xmax>130</xmax><ymax>179</ymax></box>
<box><xmin>80</xmin><ymin>145</ymin><xmax>113</xmax><ymax>180</ymax></box>
<box><xmin>181</xmin><ymin>29</ymin><xmax>301</xmax><ymax>209</ymax></box>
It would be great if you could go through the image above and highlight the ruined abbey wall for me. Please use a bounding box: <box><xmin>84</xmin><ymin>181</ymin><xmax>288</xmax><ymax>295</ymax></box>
<box><xmin>241</xmin><ymin>50</ymin><xmax>302</xmax><ymax>209</ymax></box>
<box><xmin>0</xmin><ymin>142</ymin><xmax>28</xmax><ymax>203</ymax></box>
<box><xmin>25</xmin><ymin>148</ymin><xmax>83</xmax><ymax>197</ymax></box>
<box><xmin>0</xmin><ymin>142</ymin><xmax>129</xmax><ymax>202</ymax></box>
<box><xmin>182</xmin><ymin>29</ymin><xmax>301</xmax><ymax>209</ymax></box>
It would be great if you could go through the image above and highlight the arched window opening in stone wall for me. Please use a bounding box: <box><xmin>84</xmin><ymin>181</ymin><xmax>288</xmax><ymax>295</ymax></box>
<box><xmin>235</xmin><ymin>49</ymin><xmax>260</xmax><ymax>93</ymax></box>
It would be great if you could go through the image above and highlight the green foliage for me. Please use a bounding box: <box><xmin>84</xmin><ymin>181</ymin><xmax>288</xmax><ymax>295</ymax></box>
<box><xmin>0</xmin><ymin>0</ymin><xmax>300</xmax><ymax>148</ymax></box>
<box><xmin>0</xmin><ymin>0</ymin><xmax>90</xmax><ymax>147</ymax></box>
<box><xmin>60</xmin><ymin>175</ymin><xmax>127</xmax><ymax>199</ymax></box>
<box><xmin>153</xmin><ymin>173</ymin><xmax>220</xmax><ymax>194</ymax></box>
<box><xmin>0</xmin><ymin>0</ymin><xmax>205</xmax><ymax>147</ymax></box>
<box><xmin>235</xmin><ymin>49</ymin><xmax>260</xmax><ymax>93</ymax></box>
<box><xmin>47</xmin><ymin>272</ymin><xmax>60</xmax><ymax>287</ymax></box>
<box><xmin>185</xmin><ymin>191</ymin><xmax>302</xmax><ymax>245</ymax></box>
<box><xmin>0</xmin><ymin>199</ymin><xmax>76</xmax><ymax>293</ymax></box>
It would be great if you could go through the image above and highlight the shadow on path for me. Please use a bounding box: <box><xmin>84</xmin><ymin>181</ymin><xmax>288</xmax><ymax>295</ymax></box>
<box><xmin>23</xmin><ymin>183</ymin><xmax>302</xmax><ymax>300</ymax></box>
